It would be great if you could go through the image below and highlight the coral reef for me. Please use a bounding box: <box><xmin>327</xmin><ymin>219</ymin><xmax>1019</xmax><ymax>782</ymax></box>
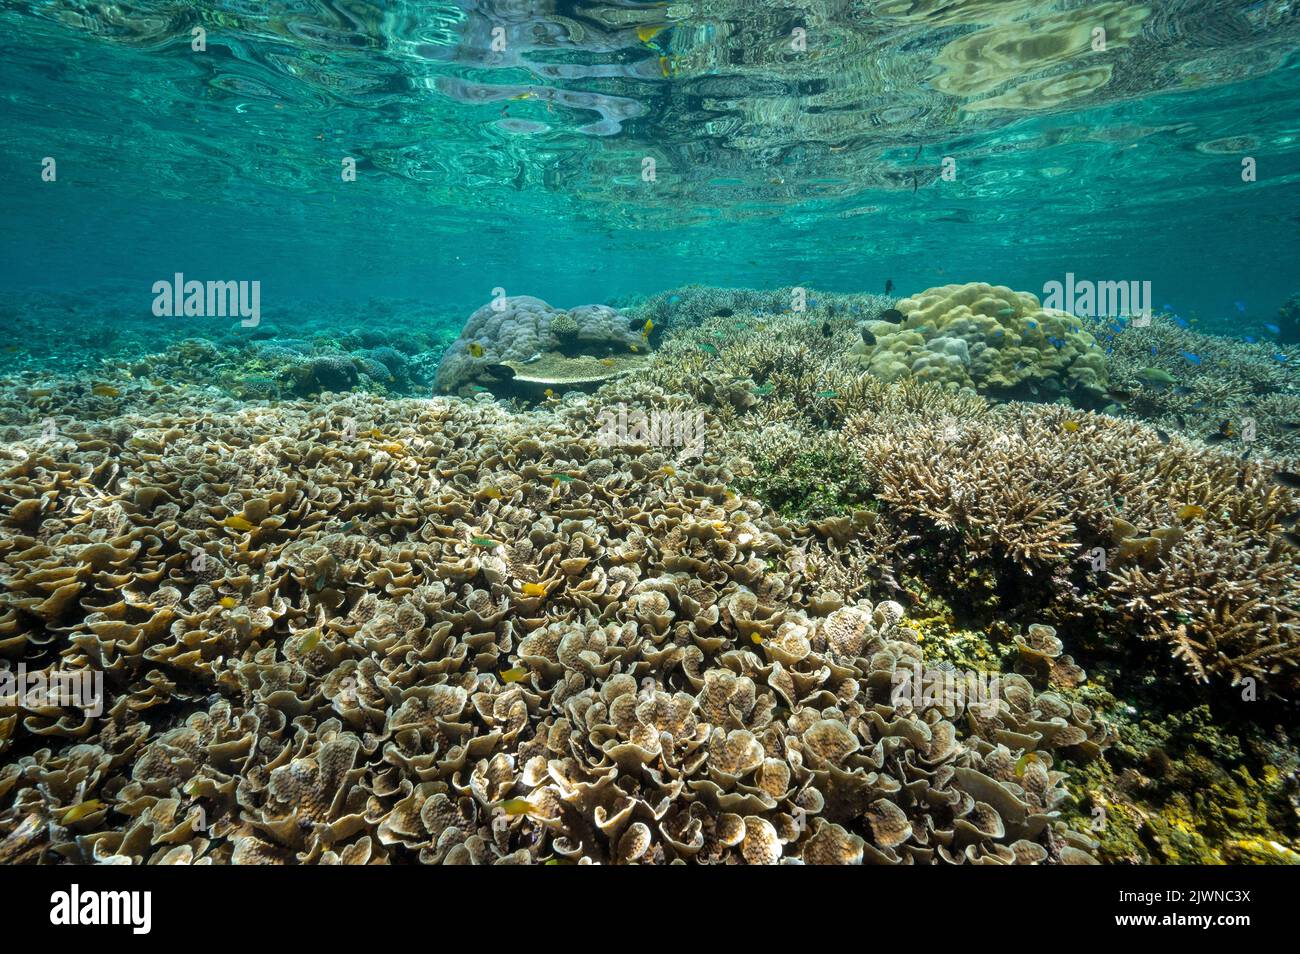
<box><xmin>855</xmin><ymin>283</ymin><xmax>1110</xmax><ymax>401</ymax></box>
<box><xmin>631</xmin><ymin>285</ymin><xmax>894</xmax><ymax>332</ymax></box>
<box><xmin>2</xmin><ymin>283</ymin><xmax>1298</xmax><ymax>865</ymax></box>
<box><xmin>1083</xmin><ymin>311</ymin><xmax>1300</xmax><ymax>458</ymax></box>
<box><xmin>0</xmin><ymin>389</ymin><xmax>1107</xmax><ymax>864</ymax></box>
<box><xmin>434</xmin><ymin>296</ymin><xmax>647</xmax><ymax>395</ymax></box>
<box><xmin>840</xmin><ymin>394</ymin><xmax>1300</xmax><ymax>694</ymax></box>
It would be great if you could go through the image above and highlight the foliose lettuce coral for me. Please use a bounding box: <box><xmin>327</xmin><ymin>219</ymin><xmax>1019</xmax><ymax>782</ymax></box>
<box><xmin>0</xmin><ymin>388</ymin><xmax>1105</xmax><ymax>864</ymax></box>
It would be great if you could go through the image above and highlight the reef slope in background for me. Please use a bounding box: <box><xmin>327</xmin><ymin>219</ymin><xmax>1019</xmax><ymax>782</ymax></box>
<box><xmin>0</xmin><ymin>284</ymin><xmax>1297</xmax><ymax>865</ymax></box>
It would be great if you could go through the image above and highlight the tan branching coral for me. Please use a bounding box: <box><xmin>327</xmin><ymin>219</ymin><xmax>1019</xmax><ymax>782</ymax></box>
<box><xmin>844</xmin><ymin>393</ymin><xmax>1300</xmax><ymax>693</ymax></box>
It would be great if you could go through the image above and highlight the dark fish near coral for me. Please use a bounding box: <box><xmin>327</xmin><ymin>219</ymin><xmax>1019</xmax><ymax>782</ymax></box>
<box><xmin>821</xmin><ymin>321</ymin><xmax>833</xmax><ymax>338</ymax></box>
<box><xmin>860</xmin><ymin>326</ymin><xmax>877</xmax><ymax>346</ymax></box>
<box><xmin>880</xmin><ymin>308</ymin><xmax>904</xmax><ymax>323</ymax></box>
<box><xmin>1205</xmin><ymin>420</ymin><xmax>1236</xmax><ymax>444</ymax></box>
<box><xmin>1107</xmin><ymin>387</ymin><xmax>1136</xmax><ymax>403</ymax></box>
<box><xmin>1272</xmin><ymin>470</ymin><xmax>1300</xmax><ymax>489</ymax></box>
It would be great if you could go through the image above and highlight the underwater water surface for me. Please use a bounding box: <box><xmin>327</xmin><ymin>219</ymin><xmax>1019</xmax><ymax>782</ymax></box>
<box><xmin>1</xmin><ymin>0</ymin><xmax>1300</xmax><ymax>878</ymax></box>
<box><xmin>1</xmin><ymin>0</ymin><xmax>1299</xmax><ymax>320</ymax></box>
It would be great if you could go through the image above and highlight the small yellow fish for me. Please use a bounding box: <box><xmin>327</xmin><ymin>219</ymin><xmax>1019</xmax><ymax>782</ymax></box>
<box><xmin>629</xmin><ymin>344</ymin><xmax>639</xmax><ymax>352</ymax></box>
<box><xmin>599</xmin><ymin>357</ymin><xmax>615</xmax><ymax>366</ymax></box>
<box><xmin>499</xmin><ymin>797</ymin><xmax>535</xmax><ymax>815</ymax></box>
<box><xmin>299</xmin><ymin>631</ymin><xmax>322</xmax><ymax>652</ymax></box>
<box><xmin>1061</xmin><ymin>420</ymin><xmax>1080</xmax><ymax>434</ymax></box>
<box><xmin>543</xmin><ymin>388</ymin><xmax>555</xmax><ymax>399</ymax></box>
<box><xmin>642</xmin><ymin>318</ymin><xmax>654</xmax><ymax>339</ymax></box>
<box><xmin>500</xmin><ymin>666</ymin><xmax>529</xmax><ymax>683</ymax></box>
<box><xmin>219</xmin><ymin>596</ymin><xmax>239</xmax><ymax>609</ymax></box>
<box><xmin>659</xmin><ymin>465</ymin><xmax>676</xmax><ymax>477</ymax></box>
<box><xmin>467</xmin><ymin>342</ymin><xmax>485</xmax><ymax>358</ymax></box>
<box><xmin>521</xmin><ymin>582</ymin><xmax>547</xmax><ymax>597</ymax></box>
<box><xmin>1177</xmin><ymin>504</ymin><xmax>1206</xmax><ymax>521</ymax></box>
<box><xmin>61</xmin><ymin>800</ymin><xmax>105</xmax><ymax>824</ymax></box>
<box><xmin>1014</xmin><ymin>752</ymin><xmax>1040</xmax><ymax>778</ymax></box>
<box><xmin>659</xmin><ymin>56</ymin><xmax>673</xmax><ymax>78</ymax></box>
<box><xmin>91</xmin><ymin>385</ymin><xmax>120</xmax><ymax>397</ymax></box>
<box><xmin>636</xmin><ymin>24</ymin><xmax>667</xmax><ymax>43</ymax></box>
<box><xmin>750</xmin><ymin>634</ymin><xmax>764</xmax><ymax>646</ymax></box>
<box><xmin>365</xmin><ymin>428</ymin><xmax>385</xmax><ymax>439</ymax></box>
<box><xmin>380</xmin><ymin>442</ymin><xmax>405</xmax><ymax>455</ymax></box>
<box><xmin>222</xmin><ymin>515</ymin><xmax>255</xmax><ymax>531</ymax></box>
<box><xmin>711</xmin><ymin>521</ymin><xmax>728</xmax><ymax>532</ymax></box>
<box><xmin>481</xmin><ymin>486</ymin><xmax>503</xmax><ymax>500</ymax></box>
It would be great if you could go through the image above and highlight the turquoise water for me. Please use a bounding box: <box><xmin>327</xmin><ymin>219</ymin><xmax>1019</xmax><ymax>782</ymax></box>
<box><xmin>2</xmin><ymin>1</ymin><xmax>1299</xmax><ymax>327</ymax></box>
<box><xmin>5</xmin><ymin>3</ymin><xmax>1300</xmax><ymax>874</ymax></box>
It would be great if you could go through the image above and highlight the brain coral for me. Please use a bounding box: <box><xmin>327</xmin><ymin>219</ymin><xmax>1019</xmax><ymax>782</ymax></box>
<box><xmin>854</xmin><ymin>282</ymin><xmax>1109</xmax><ymax>399</ymax></box>
<box><xmin>434</xmin><ymin>296</ymin><xmax>645</xmax><ymax>393</ymax></box>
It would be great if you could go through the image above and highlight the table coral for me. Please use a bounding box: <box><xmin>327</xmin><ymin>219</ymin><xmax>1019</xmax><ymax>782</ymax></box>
<box><xmin>434</xmin><ymin>296</ymin><xmax>646</xmax><ymax>394</ymax></box>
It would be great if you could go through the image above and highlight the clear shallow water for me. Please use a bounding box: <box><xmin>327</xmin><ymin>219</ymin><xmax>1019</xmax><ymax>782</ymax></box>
<box><xmin>1</xmin><ymin>0</ymin><xmax>1299</xmax><ymax>327</ymax></box>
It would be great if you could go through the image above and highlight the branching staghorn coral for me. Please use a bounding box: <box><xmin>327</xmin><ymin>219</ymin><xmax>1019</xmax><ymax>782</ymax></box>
<box><xmin>1080</xmin><ymin>312</ymin><xmax>1300</xmax><ymax>458</ymax></box>
<box><xmin>844</xmin><ymin>394</ymin><xmax>1300</xmax><ymax>694</ymax></box>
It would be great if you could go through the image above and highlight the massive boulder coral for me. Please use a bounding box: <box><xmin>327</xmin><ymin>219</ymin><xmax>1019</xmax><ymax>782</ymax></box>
<box><xmin>854</xmin><ymin>282</ymin><xmax>1109</xmax><ymax>400</ymax></box>
<box><xmin>434</xmin><ymin>296</ymin><xmax>647</xmax><ymax>394</ymax></box>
